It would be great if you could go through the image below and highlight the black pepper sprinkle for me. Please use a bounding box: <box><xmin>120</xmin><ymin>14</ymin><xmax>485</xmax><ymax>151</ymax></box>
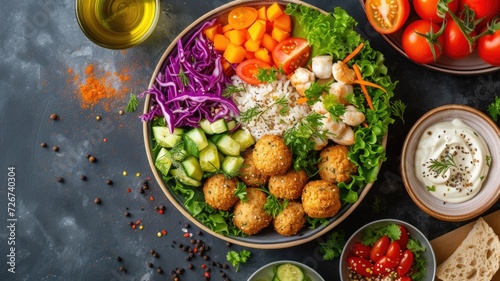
<box><xmin>123</xmin><ymin>211</ymin><xmax>130</xmax><ymax>217</ymax></box>
<box><xmin>40</xmin><ymin>142</ymin><xmax>47</xmax><ymax>148</ymax></box>
<box><xmin>57</xmin><ymin>177</ymin><xmax>64</xmax><ymax>183</ymax></box>
<box><xmin>50</xmin><ymin>113</ymin><xmax>58</xmax><ymax>120</ymax></box>
<box><xmin>188</xmin><ymin>264</ymin><xmax>194</xmax><ymax>270</ymax></box>
<box><xmin>119</xmin><ymin>266</ymin><xmax>126</xmax><ymax>272</ymax></box>
<box><xmin>157</xmin><ymin>267</ymin><xmax>163</xmax><ymax>274</ymax></box>
<box><xmin>116</xmin><ymin>256</ymin><xmax>122</xmax><ymax>262</ymax></box>
<box><xmin>52</xmin><ymin>146</ymin><xmax>59</xmax><ymax>152</ymax></box>
<box><xmin>88</xmin><ymin>156</ymin><xmax>96</xmax><ymax>163</ymax></box>
<box><xmin>106</xmin><ymin>179</ymin><xmax>113</xmax><ymax>185</ymax></box>
<box><xmin>80</xmin><ymin>175</ymin><xmax>87</xmax><ymax>181</ymax></box>
<box><xmin>147</xmin><ymin>262</ymin><xmax>153</xmax><ymax>268</ymax></box>
<box><xmin>94</xmin><ymin>197</ymin><xmax>101</xmax><ymax>204</ymax></box>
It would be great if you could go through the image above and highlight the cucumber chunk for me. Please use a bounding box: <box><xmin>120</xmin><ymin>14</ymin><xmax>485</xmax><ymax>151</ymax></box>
<box><xmin>185</xmin><ymin>127</ymin><xmax>208</xmax><ymax>151</ymax></box>
<box><xmin>199</xmin><ymin>119</ymin><xmax>214</xmax><ymax>135</ymax></box>
<box><xmin>226</xmin><ymin>119</ymin><xmax>237</xmax><ymax>131</ymax></box>
<box><xmin>199</xmin><ymin>141</ymin><xmax>220</xmax><ymax>172</ymax></box>
<box><xmin>231</xmin><ymin>129</ymin><xmax>255</xmax><ymax>151</ymax></box>
<box><xmin>209</xmin><ymin>118</ymin><xmax>228</xmax><ymax>134</ymax></box>
<box><xmin>155</xmin><ymin>147</ymin><xmax>172</xmax><ymax>176</ymax></box>
<box><xmin>212</xmin><ymin>134</ymin><xmax>241</xmax><ymax>156</ymax></box>
<box><xmin>274</xmin><ymin>263</ymin><xmax>305</xmax><ymax>281</ymax></box>
<box><xmin>181</xmin><ymin>155</ymin><xmax>204</xmax><ymax>181</ymax></box>
<box><xmin>152</xmin><ymin>126</ymin><xmax>183</xmax><ymax>148</ymax></box>
<box><xmin>221</xmin><ymin>156</ymin><xmax>244</xmax><ymax>175</ymax></box>
<box><xmin>169</xmin><ymin>169</ymin><xmax>202</xmax><ymax>187</ymax></box>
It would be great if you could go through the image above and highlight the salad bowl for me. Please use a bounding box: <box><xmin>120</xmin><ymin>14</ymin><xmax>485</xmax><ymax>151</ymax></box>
<box><xmin>142</xmin><ymin>0</ymin><xmax>394</xmax><ymax>249</ymax></box>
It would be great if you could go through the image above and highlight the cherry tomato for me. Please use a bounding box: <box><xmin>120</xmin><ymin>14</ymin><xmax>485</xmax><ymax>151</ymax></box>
<box><xmin>370</xmin><ymin>236</ymin><xmax>391</xmax><ymax>262</ymax></box>
<box><xmin>235</xmin><ymin>59</ymin><xmax>272</xmax><ymax>85</ymax></box>
<box><xmin>477</xmin><ymin>24</ymin><xmax>500</xmax><ymax>66</ymax></box>
<box><xmin>373</xmin><ymin>256</ymin><xmax>398</xmax><ymax>275</ymax></box>
<box><xmin>365</xmin><ymin>0</ymin><xmax>410</xmax><ymax>34</ymax></box>
<box><xmin>443</xmin><ymin>19</ymin><xmax>476</xmax><ymax>59</ymax></box>
<box><xmin>347</xmin><ymin>257</ymin><xmax>374</xmax><ymax>277</ymax></box>
<box><xmin>352</xmin><ymin>243</ymin><xmax>372</xmax><ymax>259</ymax></box>
<box><xmin>398</xmin><ymin>277</ymin><xmax>413</xmax><ymax>281</ymax></box>
<box><xmin>413</xmin><ymin>0</ymin><xmax>458</xmax><ymax>23</ymax></box>
<box><xmin>386</xmin><ymin>241</ymin><xmax>402</xmax><ymax>260</ymax></box>
<box><xmin>272</xmin><ymin>37</ymin><xmax>311</xmax><ymax>74</ymax></box>
<box><xmin>459</xmin><ymin>0</ymin><xmax>500</xmax><ymax>30</ymax></box>
<box><xmin>227</xmin><ymin>7</ymin><xmax>258</xmax><ymax>29</ymax></box>
<box><xmin>396</xmin><ymin>225</ymin><xmax>409</xmax><ymax>249</ymax></box>
<box><xmin>397</xmin><ymin>249</ymin><xmax>414</xmax><ymax>277</ymax></box>
<box><xmin>402</xmin><ymin>19</ymin><xmax>444</xmax><ymax>64</ymax></box>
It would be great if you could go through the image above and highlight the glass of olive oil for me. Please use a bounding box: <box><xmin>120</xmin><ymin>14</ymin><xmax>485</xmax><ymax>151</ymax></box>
<box><xmin>75</xmin><ymin>0</ymin><xmax>159</xmax><ymax>49</ymax></box>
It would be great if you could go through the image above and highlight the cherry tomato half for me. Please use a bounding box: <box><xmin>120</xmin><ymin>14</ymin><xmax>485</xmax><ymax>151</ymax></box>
<box><xmin>477</xmin><ymin>25</ymin><xmax>500</xmax><ymax>66</ymax></box>
<box><xmin>370</xmin><ymin>236</ymin><xmax>391</xmax><ymax>262</ymax></box>
<box><xmin>352</xmin><ymin>243</ymin><xmax>372</xmax><ymax>259</ymax></box>
<box><xmin>396</xmin><ymin>225</ymin><xmax>409</xmax><ymax>249</ymax></box>
<box><xmin>413</xmin><ymin>0</ymin><xmax>458</xmax><ymax>23</ymax></box>
<box><xmin>235</xmin><ymin>59</ymin><xmax>272</xmax><ymax>85</ymax></box>
<box><xmin>386</xmin><ymin>241</ymin><xmax>402</xmax><ymax>261</ymax></box>
<box><xmin>443</xmin><ymin>19</ymin><xmax>476</xmax><ymax>59</ymax></box>
<box><xmin>397</xmin><ymin>249</ymin><xmax>414</xmax><ymax>277</ymax></box>
<box><xmin>272</xmin><ymin>37</ymin><xmax>311</xmax><ymax>74</ymax></box>
<box><xmin>365</xmin><ymin>0</ymin><xmax>410</xmax><ymax>34</ymax></box>
<box><xmin>347</xmin><ymin>257</ymin><xmax>374</xmax><ymax>277</ymax></box>
<box><xmin>227</xmin><ymin>7</ymin><xmax>258</xmax><ymax>30</ymax></box>
<box><xmin>402</xmin><ymin>19</ymin><xmax>444</xmax><ymax>64</ymax></box>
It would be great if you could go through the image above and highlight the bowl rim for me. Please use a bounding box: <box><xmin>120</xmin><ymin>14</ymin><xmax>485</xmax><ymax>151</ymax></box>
<box><xmin>401</xmin><ymin>104</ymin><xmax>500</xmax><ymax>222</ymax></box>
<box><xmin>142</xmin><ymin>0</ymin><xmax>386</xmax><ymax>249</ymax></box>
<box><xmin>247</xmin><ymin>260</ymin><xmax>325</xmax><ymax>281</ymax></box>
<box><xmin>339</xmin><ymin>218</ymin><xmax>437</xmax><ymax>280</ymax></box>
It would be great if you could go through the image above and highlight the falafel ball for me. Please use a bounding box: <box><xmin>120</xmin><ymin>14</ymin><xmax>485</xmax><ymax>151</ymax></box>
<box><xmin>203</xmin><ymin>174</ymin><xmax>239</xmax><ymax>211</ymax></box>
<box><xmin>301</xmin><ymin>180</ymin><xmax>341</xmax><ymax>218</ymax></box>
<box><xmin>233</xmin><ymin>188</ymin><xmax>272</xmax><ymax>235</ymax></box>
<box><xmin>273</xmin><ymin>201</ymin><xmax>306</xmax><ymax>236</ymax></box>
<box><xmin>318</xmin><ymin>145</ymin><xmax>357</xmax><ymax>184</ymax></box>
<box><xmin>252</xmin><ymin>134</ymin><xmax>292</xmax><ymax>176</ymax></box>
<box><xmin>268</xmin><ymin>169</ymin><xmax>308</xmax><ymax>200</ymax></box>
<box><xmin>238</xmin><ymin>148</ymin><xmax>270</xmax><ymax>187</ymax></box>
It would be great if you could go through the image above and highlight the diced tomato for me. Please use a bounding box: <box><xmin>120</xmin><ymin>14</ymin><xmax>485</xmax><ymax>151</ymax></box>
<box><xmin>235</xmin><ymin>59</ymin><xmax>271</xmax><ymax>85</ymax></box>
<box><xmin>272</xmin><ymin>37</ymin><xmax>310</xmax><ymax>74</ymax></box>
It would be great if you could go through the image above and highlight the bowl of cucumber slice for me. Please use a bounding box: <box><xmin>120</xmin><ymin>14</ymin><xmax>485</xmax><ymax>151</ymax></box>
<box><xmin>247</xmin><ymin>260</ymin><xmax>325</xmax><ymax>281</ymax></box>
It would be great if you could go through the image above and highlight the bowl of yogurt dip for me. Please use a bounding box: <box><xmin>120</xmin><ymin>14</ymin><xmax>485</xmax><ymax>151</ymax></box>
<box><xmin>401</xmin><ymin>104</ymin><xmax>500</xmax><ymax>221</ymax></box>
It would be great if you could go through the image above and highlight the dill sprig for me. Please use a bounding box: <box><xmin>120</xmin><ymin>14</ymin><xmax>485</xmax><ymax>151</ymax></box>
<box><xmin>391</xmin><ymin>100</ymin><xmax>407</xmax><ymax>123</ymax></box>
<box><xmin>222</xmin><ymin>84</ymin><xmax>245</xmax><ymax>98</ymax></box>
<box><xmin>239</xmin><ymin>96</ymin><xmax>290</xmax><ymax>125</ymax></box>
<box><xmin>256</xmin><ymin>66</ymin><xmax>282</xmax><ymax>83</ymax></box>
<box><xmin>428</xmin><ymin>153</ymin><xmax>456</xmax><ymax>176</ymax></box>
<box><xmin>125</xmin><ymin>93</ymin><xmax>139</xmax><ymax>113</ymax></box>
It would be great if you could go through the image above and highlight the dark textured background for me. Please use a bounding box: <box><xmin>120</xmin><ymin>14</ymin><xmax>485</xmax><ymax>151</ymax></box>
<box><xmin>1</xmin><ymin>0</ymin><xmax>499</xmax><ymax>280</ymax></box>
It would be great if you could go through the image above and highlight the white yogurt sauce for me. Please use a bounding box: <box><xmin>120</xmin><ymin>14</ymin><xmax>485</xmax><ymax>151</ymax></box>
<box><xmin>415</xmin><ymin>119</ymin><xmax>491</xmax><ymax>203</ymax></box>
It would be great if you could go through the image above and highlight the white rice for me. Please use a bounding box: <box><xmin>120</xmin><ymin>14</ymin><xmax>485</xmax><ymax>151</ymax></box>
<box><xmin>231</xmin><ymin>75</ymin><xmax>311</xmax><ymax>141</ymax></box>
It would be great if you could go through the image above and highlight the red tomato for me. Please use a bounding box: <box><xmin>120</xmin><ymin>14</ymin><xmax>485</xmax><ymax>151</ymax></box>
<box><xmin>386</xmin><ymin>241</ymin><xmax>402</xmax><ymax>260</ymax></box>
<box><xmin>272</xmin><ymin>37</ymin><xmax>311</xmax><ymax>74</ymax></box>
<box><xmin>396</xmin><ymin>225</ymin><xmax>409</xmax><ymax>249</ymax></box>
<box><xmin>235</xmin><ymin>59</ymin><xmax>272</xmax><ymax>85</ymax></box>
<box><xmin>397</xmin><ymin>249</ymin><xmax>414</xmax><ymax>277</ymax></box>
<box><xmin>459</xmin><ymin>0</ymin><xmax>500</xmax><ymax>30</ymax></box>
<box><xmin>443</xmin><ymin>19</ymin><xmax>476</xmax><ymax>59</ymax></box>
<box><xmin>370</xmin><ymin>236</ymin><xmax>391</xmax><ymax>262</ymax></box>
<box><xmin>347</xmin><ymin>257</ymin><xmax>374</xmax><ymax>277</ymax></box>
<box><xmin>402</xmin><ymin>19</ymin><xmax>444</xmax><ymax>64</ymax></box>
<box><xmin>373</xmin><ymin>256</ymin><xmax>398</xmax><ymax>275</ymax></box>
<box><xmin>398</xmin><ymin>277</ymin><xmax>413</xmax><ymax>281</ymax></box>
<box><xmin>352</xmin><ymin>243</ymin><xmax>372</xmax><ymax>259</ymax></box>
<box><xmin>413</xmin><ymin>0</ymin><xmax>458</xmax><ymax>23</ymax></box>
<box><xmin>365</xmin><ymin>0</ymin><xmax>410</xmax><ymax>34</ymax></box>
<box><xmin>477</xmin><ymin>25</ymin><xmax>500</xmax><ymax>65</ymax></box>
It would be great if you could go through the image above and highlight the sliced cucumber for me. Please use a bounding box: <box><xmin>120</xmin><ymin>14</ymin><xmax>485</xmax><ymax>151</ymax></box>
<box><xmin>226</xmin><ymin>119</ymin><xmax>237</xmax><ymax>131</ymax></box>
<box><xmin>221</xmin><ymin>156</ymin><xmax>244</xmax><ymax>175</ymax></box>
<box><xmin>210</xmin><ymin>118</ymin><xmax>229</xmax><ymax>134</ymax></box>
<box><xmin>231</xmin><ymin>129</ymin><xmax>255</xmax><ymax>151</ymax></box>
<box><xmin>181</xmin><ymin>155</ymin><xmax>204</xmax><ymax>181</ymax></box>
<box><xmin>185</xmin><ymin>127</ymin><xmax>208</xmax><ymax>151</ymax></box>
<box><xmin>169</xmin><ymin>168</ymin><xmax>202</xmax><ymax>187</ymax></box>
<box><xmin>152</xmin><ymin>126</ymin><xmax>183</xmax><ymax>148</ymax></box>
<box><xmin>199</xmin><ymin>119</ymin><xmax>214</xmax><ymax>135</ymax></box>
<box><xmin>155</xmin><ymin>147</ymin><xmax>172</xmax><ymax>176</ymax></box>
<box><xmin>212</xmin><ymin>134</ymin><xmax>241</xmax><ymax>156</ymax></box>
<box><xmin>199</xmin><ymin>141</ymin><xmax>220</xmax><ymax>172</ymax></box>
<box><xmin>274</xmin><ymin>263</ymin><xmax>305</xmax><ymax>281</ymax></box>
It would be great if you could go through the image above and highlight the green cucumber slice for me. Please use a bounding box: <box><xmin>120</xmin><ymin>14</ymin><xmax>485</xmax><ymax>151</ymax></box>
<box><xmin>152</xmin><ymin>126</ymin><xmax>183</xmax><ymax>148</ymax></box>
<box><xmin>199</xmin><ymin>141</ymin><xmax>220</xmax><ymax>172</ymax></box>
<box><xmin>181</xmin><ymin>155</ymin><xmax>204</xmax><ymax>181</ymax></box>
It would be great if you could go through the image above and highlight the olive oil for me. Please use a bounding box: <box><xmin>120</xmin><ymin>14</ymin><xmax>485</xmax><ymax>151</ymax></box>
<box><xmin>76</xmin><ymin>0</ymin><xmax>159</xmax><ymax>49</ymax></box>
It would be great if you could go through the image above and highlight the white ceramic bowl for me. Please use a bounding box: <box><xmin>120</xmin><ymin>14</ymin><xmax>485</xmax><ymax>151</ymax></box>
<box><xmin>339</xmin><ymin>219</ymin><xmax>436</xmax><ymax>281</ymax></box>
<box><xmin>248</xmin><ymin>260</ymin><xmax>325</xmax><ymax>281</ymax></box>
<box><xmin>401</xmin><ymin>104</ymin><xmax>500</xmax><ymax>221</ymax></box>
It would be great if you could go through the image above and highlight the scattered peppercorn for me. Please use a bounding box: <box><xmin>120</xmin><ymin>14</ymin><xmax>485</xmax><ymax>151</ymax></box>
<box><xmin>52</xmin><ymin>146</ymin><xmax>59</xmax><ymax>152</ymax></box>
<box><xmin>116</xmin><ymin>256</ymin><xmax>122</xmax><ymax>262</ymax></box>
<box><xmin>187</xmin><ymin>264</ymin><xmax>194</xmax><ymax>270</ymax></box>
<box><xmin>57</xmin><ymin>177</ymin><xmax>64</xmax><ymax>183</ymax></box>
<box><xmin>157</xmin><ymin>267</ymin><xmax>163</xmax><ymax>274</ymax></box>
<box><xmin>80</xmin><ymin>175</ymin><xmax>87</xmax><ymax>181</ymax></box>
<box><xmin>94</xmin><ymin>197</ymin><xmax>101</xmax><ymax>204</ymax></box>
<box><xmin>123</xmin><ymin>211</ymin><xmax>130</xmax><ymax>217</ymax></box>
<box><xmin>88</xmin><ymin>156</ymin><xmax>96</xmax><ymax>163</ymax></box>
<box><xmin>119</xmin><ymin>266</ymin><xmax>126</xmax><ymax>272</ymax></box>
<box><xmin>50</xmin><ymin>113</ymin><xmax>58</xmax><ymax>120</ymax></box>
<box><xmin>96</xmin><ymin>115</ymin><xmax>101</xmax><ymax>121</ymax></box>
<box><xmin>147</xmin><ymin>262</ymin><xmax>153</xmax><ymax>268</ymax></box>
<box><xmin>119</xmin><ymin>110</ymin><xmax>124</xmax><ymax>115</ymax></box>
<box><xmin>40</xmin><ymin>142</ymin><xmax>47</xmax><ymax>148</ymax></box>
<box><xmin>106</xmin><ymin>179</ymin><xmax>113</xmax><ymax>185</ymax></box>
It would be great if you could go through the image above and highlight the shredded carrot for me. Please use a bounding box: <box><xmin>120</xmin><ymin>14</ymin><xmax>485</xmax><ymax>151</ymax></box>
<box><xmin>297</xmin><ymin>97</ymin><xmax>308</xmax><ymax>104</ymax></box>
<box><xmin>343</xmin><ymin>42</ymin><xmax>365</xmax><ymax>64</ymax></box>
<box><xmin>362</xmin><ymin>122</ymin><xmax>369</xmax><ymax>128</ymax></box>
<box><xmin>354</xmin><ymin>79</ymin><xmax>388</xmax><ymax>93</ymax></box>
<box><xmin>352</xmin><ymin>64</ymin><xmax>374</xmax><ymax>111</ymax></box>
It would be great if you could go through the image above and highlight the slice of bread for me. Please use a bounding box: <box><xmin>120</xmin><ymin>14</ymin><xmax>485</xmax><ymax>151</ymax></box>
<box><xmin>436</xmin><ymin>217</ymin><xmax>500</xmax><ymax>281</ymax></box>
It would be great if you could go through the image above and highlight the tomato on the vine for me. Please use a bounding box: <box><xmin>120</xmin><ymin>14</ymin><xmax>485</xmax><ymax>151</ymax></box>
<box><xmin>459</xmin><ymin>0</ymin><xmax>500</xmax><ymax>30</ymax></box>
<box><xmin>365</xmin><ymin>0</ymin><xmax>410</xmax><ymax>34</ymax></box>
<box><xmin>443</xmin><ymin>19</ymin><xmax>476</xmax><ymax>59</ymax></box>
<box><xmin>477</xmin><ymin>25</ymin><xmax>500</xmax><ymax>66</ymax></box>
<box><xmin>413</xmin><ymin>0</ymin><xmax>458</xmax><ymax>23</ymax></box>
<box><xmin>272</xmin><ymin>37</ymin><xmax>311</xmax><ymax>74</ymax></box>
<box><xmin>397</xmin><ymin>249</ymin><xmax>415</xmax><ymax>277</ymax></box>
<box><xmin>402</xmin><ymin>19</ymin><xmax>445</xmax><ymax>64</ymax></box>
<box><xmin>235</xmin><ymin>59</ymin><xmax>272</xmax><ymax>85</ymax></box>
<box><xmin>370</xmin><ymin>236</ymin><xmax>391</xmax><ymax>262</ymax></box>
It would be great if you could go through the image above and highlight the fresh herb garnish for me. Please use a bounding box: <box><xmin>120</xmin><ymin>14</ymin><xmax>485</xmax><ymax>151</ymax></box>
<box><xmin>407</xmin><ymin>238</ymin><xmax>427</xmax><ymax>281</ymax></box>
<box><xmin>239</xmin><ymin>96</ymin><xmax>290</xmax><ymax>126</ymax></box>
<box><xmin>260</xmin><ymin>187</ymin><xmax>288</xmax><ymax>217</ymax></box>
<box><xmin>223</xmin><ymin>84</ymin><xmax>245</xmax><ymax>98</ymax></box>
<box><xmin>428</xmin><ymin>153</ymin><xmax>456</xmax><ymax>176</ymax></box>
<box><xmin>371</xmin><ymin>195</ymin><xmax>387</xmax><ymax>213</ymax></box>
<box><xmin>234</xmin><ymin>182</ymin><xmax>248</xmax><ymax>202</ymax></box>
<box><xmin>391</xmin><ymin>100</ymin><xmax>406</xmax><ymax>123</ymax></box>
<box><xmin>361</xmin><ymin>223</ymin><xmax>401</xmax><ymax>246</ymax></box>
<box><xmin>319</xmin><ymin>230</ymin><xmax>346</xmax><ymax>260</ymax></box>
<box><xmin>486</xmin><ymin>155</ymin><xmax>491</xmax><ymax>167</ymax></box>
<box><xmin>226</xmin><ymin>250</ymin><xmax>251</xmax><ymax>272</ymax></box>
<box><xmin>256</xmin><ymin>66</ymin><xmax>281</xmax><ymax>83</ymax></box>
<box><xmin>488</xmin><ymin>96</ymin><xmax>500</xmax><ymax>122</ymax></box>
<box><xmin>125</xmin><ymin>93</ymin><xmax>139</xmax><ymax>113</ymax></box>
<box><xmin>427</xmin><ymin>185</ymin><xmax>436</xmax><ymax>192</ymax></box>
<box><xmin>178</xmin><ymin>67</ymin><xmax>189</xmax><ymax>86</ymax></box>
<box><xmin>304</xmin><ymin>82</ymin><xmax>329</xmax><ymax>105</ymax></box>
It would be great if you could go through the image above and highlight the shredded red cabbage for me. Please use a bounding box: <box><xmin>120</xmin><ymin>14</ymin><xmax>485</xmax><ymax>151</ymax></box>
<box><xmin>140</xmin><ymin>19</ymin><xmax>239</xmax><ymax>131</ymax></box>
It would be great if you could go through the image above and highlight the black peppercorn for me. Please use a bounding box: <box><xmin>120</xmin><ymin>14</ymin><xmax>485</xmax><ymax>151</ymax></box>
<box><xmin>94</xmin><ymin>197</ymin><xmax>101</xmax><ymax>204</ymax></box>
<box><xmin>50</xmin><ymin>113</ymin><xmax>58</xmax><ymax>120</ymax></box>
<box><xmin>88</xmin><ymin>156</ymin><xmax>96</xmax><ymax>162</ymax></box>
<box><xmin>40</xmin><ymin>142</ymin><xmax>47</xmax><ymax>148</ymax></box>
<box><xmin>52</xmin><ymin>146</ymin><xmax>59</xmax><ymax>152</ymax></box>
<box><xmin>80</xmin><ymin>175</ymin><xmax>87</xmax><ymax>181</ymax></box>
<box><xmin>116</xmin><ymin>256</ymin><xmax>122</xmax><ymax>262</ymax></box>
<box><xmin>57</xmin><ymin>177</ymin><xmax>64</xmax><ymax>183</ymax></box>
<box><xmin>123</xmin><ymin>211</ymin><xmax>130</xmax><ymax>217</ymax></box>
<box><xmin>106</xmin><ymin>179</ymin><xmax>112</xmax><ymax>185</ymax></box>
<box><xmin>119</xmin><ymin>266</ymin><xmax>126</xmax><ymax>272</ymax></box>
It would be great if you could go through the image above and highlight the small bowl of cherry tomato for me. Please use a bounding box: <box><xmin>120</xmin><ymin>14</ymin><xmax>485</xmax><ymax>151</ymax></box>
<box><xmin>339</xmin><ymin>219</ymin><xmax>436</xmax><ymax>281</ymax></box>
